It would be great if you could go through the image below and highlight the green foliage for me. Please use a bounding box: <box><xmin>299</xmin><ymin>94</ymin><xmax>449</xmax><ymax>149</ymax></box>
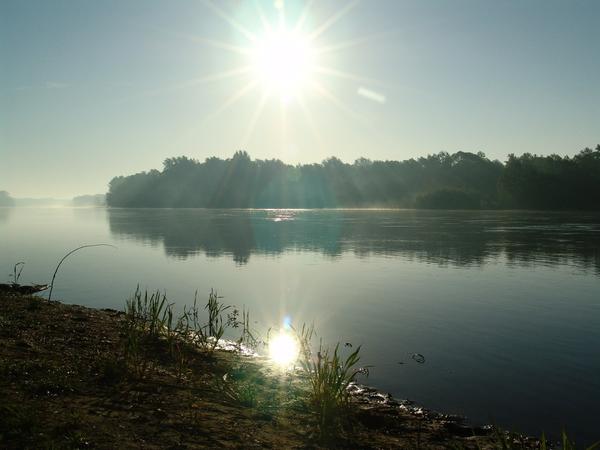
<box><xmin>123</xmin><ymin>286</ymin><xmax>244</xmax><ymax>377</ymax></box>
<box><xmin>176</xmin><ymin>289</ymin><xmax>235</xmax><ymax>356</ymax></box>
<box><xmin>125</xmin><ymin>287</ymin><xmax>171</xmax><ymax>338</ymax></box>
<box><xmin>296</xmin><ymin>324</ymin><xmax>366</xmax><ymax>435</ymax></box>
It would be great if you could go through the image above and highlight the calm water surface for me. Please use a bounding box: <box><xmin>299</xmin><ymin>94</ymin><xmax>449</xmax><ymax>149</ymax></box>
<box><xmin>1</xmin><ymin>207</ymin><xmax>599</xmax><ymax>443</ymax></box>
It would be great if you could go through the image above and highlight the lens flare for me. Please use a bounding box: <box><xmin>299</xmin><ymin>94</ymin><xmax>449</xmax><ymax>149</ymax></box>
<box><xmin>268</xmin><ymin>331</ymin><xmax>299</xmax><ymax>366</ymax></box>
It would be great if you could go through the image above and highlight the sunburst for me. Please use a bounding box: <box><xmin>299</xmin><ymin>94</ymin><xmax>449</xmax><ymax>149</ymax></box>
<box><xmin>157</xmin><ymin>0</ymin><xmax>387</xmax><ymax>152</ymax></box>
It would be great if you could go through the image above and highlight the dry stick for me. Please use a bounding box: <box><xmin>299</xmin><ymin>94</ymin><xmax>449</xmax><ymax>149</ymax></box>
<box><xmin>48</xmin><ymin>244</ymin><xmax>117</xmax><ymax>301</ymax></box>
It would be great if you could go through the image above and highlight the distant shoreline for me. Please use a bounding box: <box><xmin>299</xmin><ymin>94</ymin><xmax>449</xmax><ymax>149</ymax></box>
<box><xmin>106</xmin><ymin>148</ymin><xmax>600</xmax><ymax>210</ymax></box>
<box><xmin>5</xmin><ymin>205</ymin><xmax>600</xmax><ymax>213</ymax></box>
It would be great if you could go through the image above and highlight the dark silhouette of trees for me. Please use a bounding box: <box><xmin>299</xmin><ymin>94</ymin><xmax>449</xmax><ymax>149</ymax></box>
<box><xmin>498</xmin><ymin>145</ymin><xmax>600</xmax><ymax>209</ymax></box>
<box><xmin>106</xmin><ymin>146</ymin><xmax>600</xmax><ymax>210</ymax></box>
<box><xmin>0</xmin><ymin>191</ymin><xmax>15</xmax><ymax>207</ymax></box>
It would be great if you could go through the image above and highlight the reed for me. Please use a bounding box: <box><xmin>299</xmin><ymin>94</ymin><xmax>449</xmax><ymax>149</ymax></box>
<box><xmin>124</xmin><ymin>286</ymin><xmax>172</xmax><ymax>339</ymax></box>
<box><xmin>178</xmin><ymin>292</ymin><xmax>205</xmax><ymax>346</ymax></box>
<box><xmin>9</xmin><ymin>262</ymin><xmax>25</xmax><ymax>286</ymax></box>
<box><xmin>236</xmin><ymin>306</ymin><xmax>258</xmax><ymax>351</ymax></box>
<box><xmin>177</xmin><ymin>290</ymin><xmax>225</xmax><ymax>355</ymax></box>
<box><xmin>123</xmin><ymin>317</ymin><xmax>149</xmax><ymax>378</ymax></box>
<box><xmin>295</xmin><ymin>323</ymin><xmax>366</xmax><ymax>435</ymax></box>
<box><xmin>48</xmin><ymin>244</ymin><xmax>116</xmax><ymax>301</ymax></box>
<box><xmin>204</xmin><ymin>289</ymin><xmax>229</xmax><ymax>352</ymax></box>
<box><xmin>125</xmin><ymin>287</ymin><xmax>238</xmax><ymax>358</ymax></box>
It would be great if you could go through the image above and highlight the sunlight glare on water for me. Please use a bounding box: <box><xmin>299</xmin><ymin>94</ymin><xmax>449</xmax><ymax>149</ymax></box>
<box><xmin>268</xmin><ymin>331</ymin><xmax>300</xmax><ymax>367</ymax></box>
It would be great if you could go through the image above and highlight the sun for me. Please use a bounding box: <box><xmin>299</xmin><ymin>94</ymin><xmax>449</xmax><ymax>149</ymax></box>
<box><xmin>250</xmin><ymin>27</ymin><xmax>315</xmax><ymax>102</ymax></box>
<box><xmin>181</xmin><ymin>0</ymin><xmax>373</xmax><ymax>147</ymax></box>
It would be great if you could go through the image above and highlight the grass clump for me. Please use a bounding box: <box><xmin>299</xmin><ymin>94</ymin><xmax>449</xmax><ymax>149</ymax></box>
<box><xmin>122</xmin><ymin>286</ymin><xmax>249</xmax><ymax>379</ymax></box>
<box><xmin>124</xmin><ymin>286</ymin><xmax>171</xmax><ymax>339</ymax></box>
<box><xmin>176</xmin><ymin>289</ymin><xmax>235</xmax><ymax>356</ymax></box>
<box><xmin>296</xmin><ymin>324</ymin><xmax>366</xmax><ymax>436</ymax></box>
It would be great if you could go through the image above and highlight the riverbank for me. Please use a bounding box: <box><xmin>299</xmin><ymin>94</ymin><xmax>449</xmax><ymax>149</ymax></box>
<box><xmin>1</xmin><ymin>293</ymin><xmax>535</xmax><ymax>449</ymax></box>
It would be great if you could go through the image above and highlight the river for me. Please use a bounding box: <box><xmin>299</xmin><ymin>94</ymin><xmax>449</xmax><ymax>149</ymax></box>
<box><xmin>1</xmin><ymin>207</ymin><xmax>599</xmax><ymax>443</ymax></box>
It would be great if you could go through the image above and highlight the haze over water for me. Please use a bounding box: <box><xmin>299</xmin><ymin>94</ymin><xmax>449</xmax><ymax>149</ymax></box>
<box><xmin>2</xmin><ymin>207</ymin><xmax>599</xmax><ymax>443</ymax></box>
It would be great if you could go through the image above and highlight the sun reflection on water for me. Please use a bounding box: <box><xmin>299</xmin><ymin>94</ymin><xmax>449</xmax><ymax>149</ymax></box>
<box><xmin>268</xmin><ymin>331</ymin><xmax>299</xmax><ymax>367</ymax></box>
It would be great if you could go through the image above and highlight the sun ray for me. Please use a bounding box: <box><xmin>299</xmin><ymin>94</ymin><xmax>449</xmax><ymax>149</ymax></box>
<box><xmin>308</xmin><ymin>0</ymin><xmax>360</xmax><ymax>42</ymax></box>
<box><xmin>142</xmin><ymin>23</ymin><xmax>251</xmax><ymax>55</ymax></box>
<box><xmin>116</xmin><ymin>67</ymin><xmax>252</xmax><ymax>104</ymax></box>
<box><xmin>297</xmin><ymin>96</ymin><xmax>326</xmax><ymax>152</ymax></box>
<box><xmin>242</xmin><ymin>90</ymin><xmax>270</xmax><ymax>147</ymax></box>
<box><xmin>200</xmin><ymin>0</ymin><xmax>257</xmax><ymax>43</ymax></box>
<box><xmin>314</xmin><ymin>65</ymin><xmax>388</xmax><ymax>88</ymax></box>
<box><xmin>176</xmin><ymin>67</ymin><xmax>253</xmax><ymax>88</ymax></box>
<box><xmin>279</xmin><ymin>99</ymin><xmax>288</xmax><ymax>154</ymax></box>
<box><xmin>277</xmin><ymin>0</ymin><xmax>286</xmax><ymax>29</ymax></box>
<box><xmin>253</xmin><ymin>0</ymin><xmax>273</xmax><ymax>35</ymax></box>
<box><xmin>294</xmin><ymin>0</ymin><xmax>316</xmax><ymax>33</ymax></box>
<box><xmin>172</xmin><ymin>0</ymin><xmax>383</xmax><ymax>150</ymax></box>
<box><xmin>311</xmin><ymin>80</ymin><xmax>368</xmax><ymax>125</ymax></box>
<box><xmin>206</xmin><ymin>79</ymin><xmax>259</xmax><ymax>122</ymax></box>
<box><xmin>163</xmin><ymin>31</ymin><xmax>251</xmax><ymax>55</ymax></box>
<box><xmin>315</xmin><ymin>30</ymin><xmax>396</xmax><ymax>55</ymax></box>
<box><xmin>169</xmin><ymin>79</ymin><xmax>259</xmax><ymax>151</ymax></box>
<box><xmin>183</xmin><ymin>36</ymin><xmax>251</xmax><ymax>55</ymax></box>
<box><xmin>311</xmin><ymin>82</ymin><xmax>389</xmax><ymax>152</ymax></box>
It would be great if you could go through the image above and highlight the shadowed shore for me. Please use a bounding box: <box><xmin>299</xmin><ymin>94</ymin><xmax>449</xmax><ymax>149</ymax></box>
<box><xmin>0</xmin><ymin>293</ymin><xmax>538</xmax><ymax>449</ymax></box>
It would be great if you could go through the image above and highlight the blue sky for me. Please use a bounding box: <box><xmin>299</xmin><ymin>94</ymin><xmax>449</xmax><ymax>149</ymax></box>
<box><xmin>1</xmin><ymin>0</ymin><xmax>599</xmax><ymax>197</ymax></box>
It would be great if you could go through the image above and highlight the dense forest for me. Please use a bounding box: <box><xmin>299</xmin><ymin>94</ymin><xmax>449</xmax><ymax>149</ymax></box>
<box><xmin>107</xmin><ymin>145</ymin><xmax>600</xmax><ymax>209</ymax></box>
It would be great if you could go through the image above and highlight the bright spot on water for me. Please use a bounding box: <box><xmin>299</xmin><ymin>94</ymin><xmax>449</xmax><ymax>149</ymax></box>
<box><xmin>268</xmin><ymin>332</ymin><xmax>299</xmax><ymax>367</ymax></box>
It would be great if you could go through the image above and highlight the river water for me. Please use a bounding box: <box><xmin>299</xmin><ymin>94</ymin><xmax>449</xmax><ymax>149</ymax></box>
<box><xmin>1</xmin><ymin>207</ymin><xmax>599</xmax><ymax>443</ymax></box>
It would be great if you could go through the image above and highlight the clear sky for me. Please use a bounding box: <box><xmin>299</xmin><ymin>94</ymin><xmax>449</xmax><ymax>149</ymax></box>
<box><xmin>1</xmin><ymin>0</ymin><xmax>599</xmax><ymax>197</ymax></box>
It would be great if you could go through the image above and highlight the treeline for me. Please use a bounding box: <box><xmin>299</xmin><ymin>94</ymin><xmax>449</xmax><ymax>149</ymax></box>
<box><xmin>0</xmin><ymin>191</ymin><xmax>15</xmax><ymax>207</ymax></box>
<box><xmin>107</xmin><ymin>146</ymin><xmax>600</xmax><ymax>209</ymax></box>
